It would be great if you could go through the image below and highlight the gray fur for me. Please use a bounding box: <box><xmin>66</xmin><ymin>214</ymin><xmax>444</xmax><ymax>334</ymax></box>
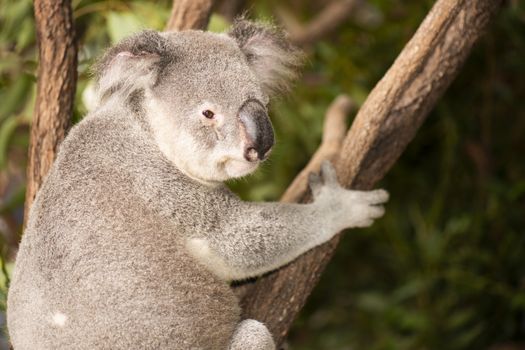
<box><xmin>7</xmin><ymin>20</ymin><xmax>387</xmax><ymax>349</ymax></box>
<box><xmin>228</xmin><ymin>18</ymin><xmax>303</xmax><ymax>96</ymax></box>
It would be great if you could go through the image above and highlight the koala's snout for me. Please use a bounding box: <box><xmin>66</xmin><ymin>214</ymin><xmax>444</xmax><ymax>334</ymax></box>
<box><xmin>239</xmin><ymin>100</ymin><xmax>274</xmax><ymax>162</ymax></box>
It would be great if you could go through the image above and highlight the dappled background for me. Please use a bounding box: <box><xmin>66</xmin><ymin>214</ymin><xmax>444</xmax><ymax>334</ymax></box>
<box><xmin>0</xmin><ymin>0</ymin><xmax>524</xmax><ymax>349</ymax></box>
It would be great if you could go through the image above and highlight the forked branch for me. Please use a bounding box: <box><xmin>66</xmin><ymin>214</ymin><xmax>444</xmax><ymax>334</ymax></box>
<box><xmin>236</xmin><ymin>0</ymin><xmax>503</xmax><ymax>346</ymax></box>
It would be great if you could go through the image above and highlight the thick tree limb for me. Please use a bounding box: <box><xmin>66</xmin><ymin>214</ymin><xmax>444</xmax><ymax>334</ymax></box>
<box><xmin>25</xmin><ymin>0</ymin><xmax>77</xmax><ymax>225</ymax></box>
<box><xmin>281</xmin><ymin>95</ymin><xmax>354</xmax><ymax>203</ymax></box>
<box><xmin>166</xmin><ymin>0</ymin><xmax>215</xmax><ymax>31</ymax></box>
<box><xmin>236</xmin><ymin>0</ymin><xmax>502</xmax><ymax>346</ymax></box>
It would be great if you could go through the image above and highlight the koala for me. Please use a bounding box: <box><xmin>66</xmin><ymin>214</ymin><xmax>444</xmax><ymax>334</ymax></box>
<box><xmin>7</xmin><ymin>20</ymin><xmax>388</xmax><ymax>350</ymax></box>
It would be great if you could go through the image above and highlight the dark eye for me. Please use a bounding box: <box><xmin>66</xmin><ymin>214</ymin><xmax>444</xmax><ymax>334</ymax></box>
<box><xmin>202</xmin><ymin>110</ymin><xmax>215</xmax><ymax>119</ymax></box>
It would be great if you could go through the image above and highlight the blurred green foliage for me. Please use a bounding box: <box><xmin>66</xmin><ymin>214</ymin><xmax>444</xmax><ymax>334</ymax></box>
<box><xmin>0</xmin><ymin>0</ymin><xmax>524</xmax><ymax>349</ymax></box>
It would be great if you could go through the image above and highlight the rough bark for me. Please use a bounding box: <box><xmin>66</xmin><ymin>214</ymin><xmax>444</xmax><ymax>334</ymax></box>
<box><xmin>166</xmin><ymin>0</ymin><xmax>216</xmax><ymax>31</ymax></box>
<box><xmin>25</xmin><ymin>0</ymin><xmax>77</xmax><ymax>225</ymax></box>
<box><xmin>235</xmin><ymin>0</ymin><xmax>502</xmax><ymax>346</ymax></box>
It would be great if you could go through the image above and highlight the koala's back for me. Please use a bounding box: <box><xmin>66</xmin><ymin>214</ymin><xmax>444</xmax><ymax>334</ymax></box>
<box><xmin>7</xmin><ymin>112</ymin><xmax>239</xmax><ymax>349</ymax></box>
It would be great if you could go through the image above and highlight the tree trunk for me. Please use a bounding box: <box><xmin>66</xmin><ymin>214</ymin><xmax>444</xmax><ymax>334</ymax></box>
<box><xmin>235</xmin><ymin>0</ymin><xmax>502</xmax><ymax>346</ymax></box>
<box><xmin>166</xmin><ymin>0</ymin><xmax>216</xmax><ymax>31</ymax></box>
<box><xmin>24</xmin><ymin>0</ymin><xmax>77</xmax><ymax>225</ymax></box>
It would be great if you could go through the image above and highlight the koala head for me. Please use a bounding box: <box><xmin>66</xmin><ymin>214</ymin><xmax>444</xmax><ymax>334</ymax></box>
<box><xmin>93</xmin><ymin>20</ymin><xmax>302</xmax><ymax>185</ymax></box>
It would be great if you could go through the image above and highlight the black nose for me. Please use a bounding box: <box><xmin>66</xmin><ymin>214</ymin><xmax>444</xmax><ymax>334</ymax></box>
<box><xmin>239</xmin><ymin>100</ymin><xmax>275</xmax><ymax>162</ymax></box>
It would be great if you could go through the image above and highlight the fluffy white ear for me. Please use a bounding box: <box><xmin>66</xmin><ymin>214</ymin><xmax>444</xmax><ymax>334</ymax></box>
<box><xmin>92</xmin><ymin>30</ymin><xmax>172</xmax><ymax>107</ymax></box>
<box><xmin>228</xmin><ymin>19</ymin><xmax>303</xmax><ymax>97</ymax></box>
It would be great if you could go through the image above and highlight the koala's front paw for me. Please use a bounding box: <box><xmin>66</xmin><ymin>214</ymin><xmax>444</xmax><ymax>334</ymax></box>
<box><xmin>309</xmin><ymin>160</ymin><xmax>389</xmax><ymax>230</ymax></box>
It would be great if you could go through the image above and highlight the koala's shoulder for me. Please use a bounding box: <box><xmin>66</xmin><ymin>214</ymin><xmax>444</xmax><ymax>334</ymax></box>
<box><xmin>70</xmin><ymin>112</ymin><xmax>134</xmax><ymax>144</ymax></box>
<box><xmin>55</xmin><ymin>112</ymin><xmax>147</xmax><ymax>173</ymax></box>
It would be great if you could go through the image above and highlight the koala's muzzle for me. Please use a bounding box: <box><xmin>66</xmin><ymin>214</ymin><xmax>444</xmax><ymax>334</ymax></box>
<box><xmin>239</xmin><ymin>100</ymin><xmax>274</xmax><ymax>162</ymax></box>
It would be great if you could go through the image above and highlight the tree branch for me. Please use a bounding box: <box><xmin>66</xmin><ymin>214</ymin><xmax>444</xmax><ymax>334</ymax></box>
<box><xmin>236</xmin><ymin>0</ymin><xmax>502</xmax><ymax>346</ymax></box>
<box><xmin>25</xmin><ymin>0</ymin><xmax>77</xmax><ymax>225</ymax></box>
<box><xmin>277</xmin><ymin>0</ymin><xmax>363</xmax><ymax>46</ymax></box>
<box><xmin>166</xmin><ymin>0</ymin><xmax>216</xmax><ymax>31</ymax></box>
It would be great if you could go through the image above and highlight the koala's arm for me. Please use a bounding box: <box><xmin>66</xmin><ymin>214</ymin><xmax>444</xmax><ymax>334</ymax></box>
<box><xmin>186</xmin><ymin>162</ymin><xmax>388</xmax><ymax>281</ymax></box>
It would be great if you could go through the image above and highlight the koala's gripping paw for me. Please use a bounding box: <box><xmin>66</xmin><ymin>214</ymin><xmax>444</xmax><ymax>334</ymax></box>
<box><xmin>309</xmin><ymin>160</ymin><xmax>389</xmax><ymax>231</ymax></box>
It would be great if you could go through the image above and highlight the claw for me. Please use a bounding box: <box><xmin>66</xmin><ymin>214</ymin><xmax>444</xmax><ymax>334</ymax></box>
<box><xmin>320</xmin><ymin>160</ymin><xmax>338</xmax><ymax>186</ymax></box>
